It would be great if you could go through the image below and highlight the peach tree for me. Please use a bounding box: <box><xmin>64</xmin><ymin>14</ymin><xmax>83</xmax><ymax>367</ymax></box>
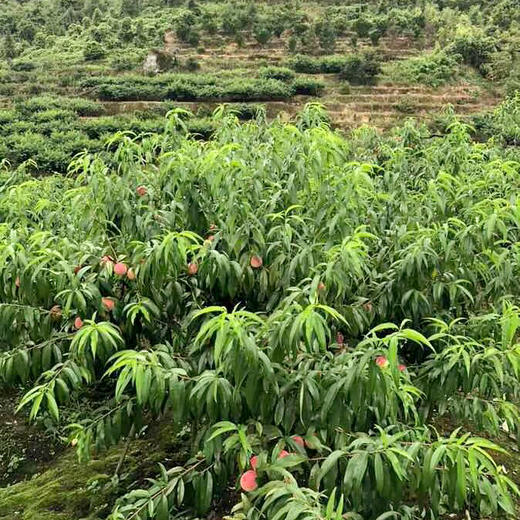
<box><xmin>1</xmin><ymin>105</ymin><xmax>520</xmax><ymax>518</ymax></box>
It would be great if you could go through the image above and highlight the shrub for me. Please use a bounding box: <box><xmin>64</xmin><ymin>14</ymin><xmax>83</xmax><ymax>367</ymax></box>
<box><xmin>84</xmin><ymin>74</ymin><xmax>295</xmax><ymax>102</ymax></box>
<box><xmin>287</xmin><ymin>55</ymin><xmax>349</xmax><ymax>74</ymax></box>
<box><xmin>110</xmin><ymin>53</ymin><xmax>141</xmax><ymax>71</ymax></box>
<box><xmin>253</xmin><ymin>24</ymin><xmax>272</xmax><ymax>46</ymax></box>
<box><xmin>320</xmin><ymin>55</ymin><xmax>349</xmax><ymax>73</ymax></box>
<box><xmin>288</xmin><ymin>35</ymin><xmax>298</xmax><ymax>54</ymax></box>
<box><xmin>175</xmin><ymin>11</ymin><xmax>197</xmax><ymax>43</ymax></box>
<box><xmin>449</xmin><ymin>29</ymin><xmax>497</xmax><ymax>70</ymax></box>
<box><xmin>291</xmin><ymin>77</ymin><xmax>325</xmax><ymax>96</ymax></box>
<box><xmin>315</xmin><ymin>20</ymin><xmax>336</xmax><ymax>52</ymax></box>
<box><xmin>4</xmin><ymin>101</ymin><xmax>520</xmax><ymax>520</ymax></box>
<box><xmin>16</xmin><ymin>96</ymin><xmax>103</xmax><ymax>117</ymax></box>
<box><xmin>258</xmin><ymin>66</ymin><xmax>295</xmax><ymax>82</ymax></box>
<box><xmin>0</xmin><ymin>109</ymin><xmax>17</xmax><ymax>126</ymax></box>
<box><xmin>83</xmin><ymin>40</ymin><xmax>106</xmax><ymax>61</ymax></box>
<box><xmin>32</xmin><ymin>109</ymin><xmax>77</xmax><ymax>123</ymax></box>
<box><xmin>2</xmin><ymin>34</ymin><xmax>17</xmax><ymax>59</ymax></box>
<box><xmin>339</xmin><ymin>52</ymin><xmax>381</xmax><ymax>85</ymax></box>
<box><xmin>481</xmin><ymin>51</ymin><xmax>515</xmax><ymax>81</ymax></box>
<box><xmin>387</xmin><ymin>51</ymin><xmax>460</xmax><ymax>87</ymax></box>
<box><xmin>352</xmin><ymin>15</ymin><xmax>372</xmax><ymax>38</ymax></box>
<box><xmin>11</xmin><ymin>59</ymin><xmax>35</xmax><ymax>72</ymax></box>
<box><xmin>228</xmin><ymin>103</ymin><xmax>266</xmax><ymax>120</ymax></box>
<box><xmin>505</xmin><ymin>70</ymin><xmax>520</xmax><ymax>98</ymax></box>
<box><xmin>287</xmin><ymin>55</ymin><xmax>321</xmax><ymax>74</ymax></box>
<box><xmin>184</xmin><ymin>56</ymin><xmax>200</xmax><ymax>71</ymax></box>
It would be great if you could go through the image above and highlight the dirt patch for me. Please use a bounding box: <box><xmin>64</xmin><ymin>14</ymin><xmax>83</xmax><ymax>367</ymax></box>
<box><xmin>0</xmin><ymin>388</ymin><xmax>63</xmax><ymax>486</ymax></box>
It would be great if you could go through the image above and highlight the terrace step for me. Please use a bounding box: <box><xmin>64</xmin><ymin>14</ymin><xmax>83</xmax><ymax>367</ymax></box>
<box><xmin>332</xmin><ymin>93</ymin><xmax>481</xmax><ymax>103</ymax></box>
<box><xmin>324</xmin><ymin>101</ymin><xmax>493</xmax><ymax>112</ymax></box>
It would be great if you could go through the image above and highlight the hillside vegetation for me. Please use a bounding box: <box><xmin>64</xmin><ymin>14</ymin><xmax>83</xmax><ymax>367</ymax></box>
<box><xmin>2</xmin><ymin>1</ymin><xmax>520</xmax><ymax>520</ymax></box>
<box><xmin>1</xmin><ymin>0</ymin><xmax>520</xmax><ymax>172</ymax></box>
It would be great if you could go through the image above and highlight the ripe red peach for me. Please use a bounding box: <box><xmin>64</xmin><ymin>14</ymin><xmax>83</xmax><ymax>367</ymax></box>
<box><xmin>240</xmin><ymin>470</ymin><xmax>258</xmax><ymax>492</ymax></box>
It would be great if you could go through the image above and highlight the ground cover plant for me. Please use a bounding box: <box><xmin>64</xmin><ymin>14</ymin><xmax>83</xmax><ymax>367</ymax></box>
<box><xmin>1</xmin><ymin>101</ymin><xmax>520</xmax><ymax>518</ymax></box>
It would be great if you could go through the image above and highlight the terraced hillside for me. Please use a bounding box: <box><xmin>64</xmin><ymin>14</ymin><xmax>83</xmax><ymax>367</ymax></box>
<box><xmin>81</xmin><ymin>31</ymin><xmax>502</xmax><ymax>130</ymax></box>
<box><xmin>2</xmin><ymin>0</ymin><xmax>514</xmax><ymax>139</ymax></box>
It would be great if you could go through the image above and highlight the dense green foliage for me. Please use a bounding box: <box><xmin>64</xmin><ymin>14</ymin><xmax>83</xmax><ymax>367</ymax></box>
<box><xmin>0</xmin><ymin>96</ymin><xmax>222</xmax><ymax>172</ymax></box>
<box><xmin>385</xmin><ymin>51</ymin><xmax>461</xmax><ymax>88</ymax></box>
<box><xmin>1</xmin><ymin>102</ymin><xmax>520</xmax><ymax>518</ymax></box>
<box><xmin>80</xmin><ymin>73</ymin><xmax>323</xmax><ymax>101</ymax></box>
<box><xmin>2</xmin><ymin>0</ymin><xmax>520</xmax><ymax>518</ymax></box>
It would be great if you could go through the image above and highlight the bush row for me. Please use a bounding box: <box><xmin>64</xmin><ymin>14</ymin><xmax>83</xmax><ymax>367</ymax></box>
<box><xmin>286</xmin><ymin>53</ymin><xmax>381</xmax><ymax>85</ymax></box>
<box><xmin>82</xmin><ymin>75</ymin><xmax>324</xmax><ymax>101</ymax></box>
<box><xmin>0</xmin><ymin>99</ymin><xmax>219</xmax><ymax>172</ymax></box>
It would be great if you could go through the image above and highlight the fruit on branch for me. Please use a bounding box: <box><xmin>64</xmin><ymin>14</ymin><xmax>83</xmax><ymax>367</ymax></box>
<box><xmin>240</xmin><ymin>470</ymin><xmax>258</xmax><ymax>492</ymax></box>
<box><xmin>375</xmin><ymin>356</ymin><xmax>388</xmax><ymax>368</ymax></box>
<box><xmin>50</xmin><ymin>305</ymin><xmax>62</xmax><ymax>321</ymax></box>
<box><xmin>250</xmin><ymin>255</ymin><xmax>263</xmax><ymax>269</ymax></box>
<box><xmin>74</xmin><ymin>316</ymin><xmax>84</xmax><ymax>330</ymax></box>
<box><xmin>292</xmin><ymin>435</ymin><xmax>305</xmax><ymax>448</ymax></box>
<box><xmin>114</xmin><ymin>262</ymin><xmax>128</xmax><ymax>276</ymax></box>
<box><xmin>188</xmin><ymin>262</ymin><xmax>198</xmax><ymax>275</ymax></box>
<box><xmin>304</xmin><ymin>434</ymin><xmax>318</xmax><ymax>449</ymax></box>
<box><xmin>126</xmin><ymin>268</ymin><xmax>136</xmax><ymax>280</ymax></box>
<box><xmin>102</xmin><ymin>297</ymin><xmax>115</xmax><ymax>311</ymax></box>
<box><xmin>100</xmin><ymin>255</ymin><xmax>114</xmax><ymax>267</ymax></box>
<box><xmin>250</xmin><ymin>455</ymin><xmax>258</xmax><ymax>470</ymax></box>
<box><xmin>136</xmin><ymin>185</ymin><xmax>148</xmax><ymax>197</ymax></box>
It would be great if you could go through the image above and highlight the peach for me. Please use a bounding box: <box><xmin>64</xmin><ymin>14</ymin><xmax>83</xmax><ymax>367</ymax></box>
<box><xmin>240</xmin><ymin>470</ymin><xmax>258</xmax><ymax>492</ymax></box>
<box><xmin>101</xmin><ymin>255</ymin><xmax>114</xmax><ymax>267</ymax></box>
<box><xmin>136</xmin><ymin>185</ymin><xmax>147</xmax><ymax>197</ymax></box>
<box><xmin>278</xmin><ymin>450</ymin><xmax>290</xmax><ymax>459</ymax></box>
<box><xmin>126</xmin><ymin>268</ymin><xmax>136</xmax><ymax>281</ymax></box>
<box><xmin>292</xmin><ymin>435</ymin><xmax>305</xmax><ymax>448</ymax></box>
<box><xmin>250</xmin><ymin>455</ymin><xmax>258</xmax><ymax>470</ymax></box>
<box><xmin>114</xmin><ymin>262</ymin><xmax>127</xmax><ymax>276</ymax></box>
<box><xmin>74</xmin><ymin>317</ymin><xmax>84</xmax><ymax>329</ymax></box>
<box><xmin>187</xmin><ymin>262</ymin><xmax>198</xmax><ymax>276</ymax></box>
<box><xmin>102</xmin><ymin>297</ymin><xmax>115</xmax><ymax>311</ymax></box>
<box><xmin>375</xmin><ymin>356</ymin><xmax>388</xmax><ymax>368</ymax></box>
<box><xmin>250</xmin><ymin>255</ymin><xmax>263</xmax><ymax>269</ymax></box>
<box><xmin>304</xmin><ymin>433</ymin><xmax>319</xmax><ymax>449</ymax></box>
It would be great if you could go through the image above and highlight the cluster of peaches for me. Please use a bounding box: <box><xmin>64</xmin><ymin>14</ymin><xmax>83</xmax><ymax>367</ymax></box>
<box><xmin>238</xmin><ymin>355</ymin><xmax>407</xmax><ymax>494</ymax></box>
<box><xmin>240</xmin><ymin>435</ymin><xmax>308</xmax><ymax>492</ymax></box>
